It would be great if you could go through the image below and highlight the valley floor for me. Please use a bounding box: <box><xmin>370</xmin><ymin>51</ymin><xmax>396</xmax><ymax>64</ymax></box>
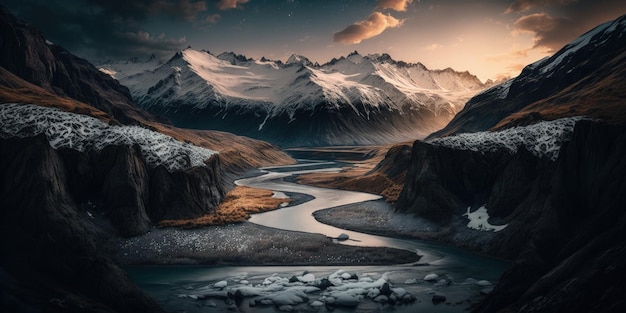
<box><xmin>114</xmin><ymin>221</ymin><xmax>420</xmax><ymax>266</ymax></box>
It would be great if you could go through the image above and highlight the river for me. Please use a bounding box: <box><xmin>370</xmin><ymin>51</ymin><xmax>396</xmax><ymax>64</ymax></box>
<box><xmin>126</xmin><ymin>160</ymin><xmax>508</xmax><ymax>312</ymax></box>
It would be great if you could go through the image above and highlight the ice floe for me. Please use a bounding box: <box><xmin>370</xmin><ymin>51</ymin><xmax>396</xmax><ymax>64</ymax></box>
<box><xmin>0</xmin><ymin>103</ymin><xmax>217</xmax><ymax>171</ymax></box>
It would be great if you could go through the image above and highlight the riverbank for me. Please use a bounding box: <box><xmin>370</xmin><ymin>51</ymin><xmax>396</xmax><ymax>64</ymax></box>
<box><xmin>114</xmin><ymin>222</ymin><xmax>421</xmax><ymax>266</ymax></box>
<box><xmin>313</xmin><ymin>201</ymin><xmax>507</xmax><ymax>257</ymax></box>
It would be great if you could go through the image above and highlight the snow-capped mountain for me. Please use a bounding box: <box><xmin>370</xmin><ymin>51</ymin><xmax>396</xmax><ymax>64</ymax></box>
<box><xmin>98</xmin><ymin>50</ymin><xmax>487</xmax><ymax>146</ymax></box>
<box><xmin>429</xmin><ymin>14</ymin><xmax>626</xmax><ymax>139</ymax></box>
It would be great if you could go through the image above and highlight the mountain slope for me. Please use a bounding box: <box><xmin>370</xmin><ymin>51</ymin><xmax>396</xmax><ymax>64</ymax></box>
<box><xmin>0</xmin><ymin>6</ymin><xmax>162</xmax><ymax>125</ymax></box>
<box><xmin>428</xmin><ymin>14</ymin><xmax>626</xmax><ymax>139</ymax></box>
<box><xmin>0</xmin><ymin>6</ymin><xmax>293</xmax><ymax>313</ymax></box>
<box><xmin>100</xmin><ymin>49</ymin><xmax>487</xmax><ymax>146</ymax></box>
<box><xmin>388</xmin><ymin>15</ymin><xmax>626</xmax><ymax>313</ymax></box>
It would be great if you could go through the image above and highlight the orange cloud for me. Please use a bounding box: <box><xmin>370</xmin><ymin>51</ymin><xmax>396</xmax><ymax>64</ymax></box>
<box><xmin>334</xmin><ymin>12</ymin><xmax>403</xmax><ymax>44</ymax></box>
<box><xmin>505</xmin><ymin>0</ymin><xmax>577</xmax><ymax>13</ymax></box>
<box><xmin>217</xmin><ymin>0</ymin><xmax>249</xmax><ymax>10</ymax></box>
<box><xmin>424</xmin><ymin>43</ymin><xmax>442</xmax><ymax>51</ymax></box>
<box><xmin>376</xmin><ymin>0</ymin><xmax>414</xmax><ymax>12</ymax></box>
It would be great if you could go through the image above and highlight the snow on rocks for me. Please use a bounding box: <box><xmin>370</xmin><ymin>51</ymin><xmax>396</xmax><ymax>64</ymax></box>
<box><xmin>0</xmin><ymin>103</ymin><xmax>217</xmax><ymax>171</ymax></box>
<box><xmin>213</xmin><ymin>280</ymin><xmax>228</xmax><ymax>288</ymax></box>
<box><xmin>463</xmin><ymin>206</ymin><xmax>508</xmax><ymax>232</ymax></box>
<box><xmin>476</xmin><ymin>280</ymin><xmax>493</xmax><ymax>287</ymax></box>
<box><xmin>424</xmin><ymin>273</ymin><xmax>440</xmax><ymax>281</ymax></box>
<box><xmin>428</xmin><ymin>116</ymin><xmax>587</xmax><ymax>161</ymax></box>
<box><xmin>177</xmin><ymin>270</ymin><xmax>424</xmax><ymax>311</ymax></box>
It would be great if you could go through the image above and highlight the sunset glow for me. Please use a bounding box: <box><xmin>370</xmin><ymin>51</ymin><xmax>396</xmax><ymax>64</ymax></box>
<box><xmin>4</xmin><ymin>0</ymin><xmax>625</xmax><ymax>81</ymax></box>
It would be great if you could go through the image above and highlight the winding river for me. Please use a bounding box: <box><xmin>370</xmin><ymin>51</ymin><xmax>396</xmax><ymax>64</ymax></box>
<box><xmin>127</xmin><ymin>160</ymin><xmax>508</xmax><ymax>313</ymax></box>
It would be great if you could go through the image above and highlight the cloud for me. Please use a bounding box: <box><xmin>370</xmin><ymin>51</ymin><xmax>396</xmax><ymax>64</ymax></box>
<box><xmin>505</xmin><ymin>0</ymin><xmax>577</xmax><ymax>13</ymax></box>
<box><xmin>424</xmin><ymin>43</ymin><xmax>442</xmax><ymax>51</ymax></box>
<box><xmin>2</xmin><ymin>0</ymin><xmax>199</xmax><ymax>59</ymax></box>
<box><xmin>376</xmin><ymin>0</ymin><xmax>414</xmax><ymax>12</ymax></box>
<box><xmin>486</xmin><ymin>49</ymin><xmax>529</xmax><ymax>62</ymax></box>
<box><xmin>86</xmin><ymin>0</ymin><xmax>208</xmax><ymax>21</ymax></box>
<box><xmin>513</xmin><ymin>13</ymin><xmax>577</xmax><ymax>51</ymax></box>
<box><xmin>334</xmin><ymin>12</ymin><xmax>403</xmax><ymax>44</ymax></box>
<box><xmin>216</xmin><ymin>0</ymin><xmax>249</xmax><ymax>10</ymax></box>
<box><xmin>205</xmin><ymin>14</ymin><xmax>221</xmax><ymax>24</ymax></box>
<box><xmin>120</xmin><ymin>31</ymin><xmax>187</xmax><ymax>53</ymax></box>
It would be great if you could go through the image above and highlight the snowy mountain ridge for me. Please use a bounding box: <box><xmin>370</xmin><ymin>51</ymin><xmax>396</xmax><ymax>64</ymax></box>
<box><xmin>101</xmin><ymin>49</ymin><xmax>486</xmax><ymax>116</ymax></box>
<box><xmin>97</xmin><ymin>49</ymin><xmax>488</xmax><ymax>146</ymax></box>
<box><xmin>470</xmin><ymin>15</ymin><xmax>626</xmax><ymax>108</ymax></box>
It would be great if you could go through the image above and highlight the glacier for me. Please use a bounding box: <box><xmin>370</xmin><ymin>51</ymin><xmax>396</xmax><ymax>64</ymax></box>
<box><xmin>0</xmin><ymin>103</ymin><xmax>217</xmax><ymax>171</ymax></box>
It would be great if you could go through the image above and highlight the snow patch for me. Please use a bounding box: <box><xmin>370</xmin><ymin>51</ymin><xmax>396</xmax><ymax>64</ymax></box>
<box><xmin>98</xmin><ymin>67</ymin><xmax>117</xmax><ymax>78</ymax></box>
<box><xmin>0</xmin><ymin>103</ymin><xmax>217</xmax><ymax>171</ymax></box>
<box><xmin>463</xmin><ymin>206</ymin><xmax>507</xmax><ymax>232</ymax></box>
<box><xmin>428</xmin><ymin>117</ymin><xmax>586</xmax><ymax>161</ymax></box>
<box><xmin>539</xmin><ymin>19</ymin><xmax>616</xmax><ymax>74</ymax></box>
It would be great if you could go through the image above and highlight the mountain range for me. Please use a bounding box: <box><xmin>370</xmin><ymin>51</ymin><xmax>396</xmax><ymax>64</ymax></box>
<box><xmin>2</xmin><ymin>3</ymin><xmax>626</xmax><ymax>313</ymax></box>
<box><xmin>98</xmin><ymin>49</ymin><xmax>490</xmax><ymax>146</ymax></box>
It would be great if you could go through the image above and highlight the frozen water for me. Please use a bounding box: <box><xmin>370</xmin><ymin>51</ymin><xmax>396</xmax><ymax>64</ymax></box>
<box><xmin>0</xmin><ymin>103</ymin><xmax>217</xmax><ymax>171</ymax></box>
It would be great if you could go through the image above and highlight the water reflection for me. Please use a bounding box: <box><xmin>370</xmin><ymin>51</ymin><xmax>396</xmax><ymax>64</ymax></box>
<box><xmin>127</xmin><ymin>160</ymin><xmax>509</xmax><ymax>313</ymax></box>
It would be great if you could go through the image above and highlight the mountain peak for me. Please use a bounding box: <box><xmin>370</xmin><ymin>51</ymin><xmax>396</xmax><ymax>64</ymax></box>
<box><xmin>285</xmin><ymin>54</ymin><xmax>312</xmax><ymax>66</ymax></box>
<box><xmin>217</xmin><ymin>51</ymin><xmax>251</xmax><ymax>64</ymax></box>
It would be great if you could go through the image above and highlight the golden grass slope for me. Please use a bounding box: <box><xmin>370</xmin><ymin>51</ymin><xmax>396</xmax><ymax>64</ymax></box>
<box><xmin>0</xmin><ymin>66</ymin><xmax>295</xmax><ymax>171</ymax></box>
<box><xmin>159</xmin><ymin>186</ymin><xmax>291</xmax><ymax>227</ymax></box>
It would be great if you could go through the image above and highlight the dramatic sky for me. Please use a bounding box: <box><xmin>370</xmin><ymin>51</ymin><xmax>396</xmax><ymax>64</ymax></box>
<box><xmin>4</xmin><ymin>0</ymin><xmax>625</xmax><ymax>81</ymax></box>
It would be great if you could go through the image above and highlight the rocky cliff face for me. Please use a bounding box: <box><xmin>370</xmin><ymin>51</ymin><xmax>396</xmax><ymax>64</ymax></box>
<box><xmin>395</xmin><ymin>121</ymin><xmax>626</xmax><ymax>312</ymax></box>
<box><xmin>57</xmin><ymin>143</ymin><xmax>225</xmax><ymax>236</ymax></box>
<box><xmin>0</xmin><ymin>6</ymin><xmax>159</xmax><ymax>125</ymax></box>
<box><xmin>0</xmin><ymin>135</ymin><xmax>165</xmax><ymax>312</ymax></box>
<box><xmin>475</xmin><ymin>121</ymin><xmax>626</xmax><ymax>313</ymax></box>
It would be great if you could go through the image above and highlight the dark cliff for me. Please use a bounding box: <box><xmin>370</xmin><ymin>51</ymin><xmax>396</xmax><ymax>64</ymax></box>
<box><xmin>395</xmin><ymin>121</ymin><xmax>626</xmax><ymax>312</ymax></box>
<box><xmin>0</xmin><ymin>6</ymin><xmax>159</xmax><ymax>125</ymax></box>
<box><xmin>56</xmin><ymin>142</ymin><xmax>226</xmax><ymax>236</ymax></box>
<box><xmin>0</xmin><ymin>135</ymin><xmax>167</xmax><ymax>312</ymax></box>
<box><xmin>473</xmin><ymin>121</ymin><xmax>626</xmax><ymax>313</ymax></box>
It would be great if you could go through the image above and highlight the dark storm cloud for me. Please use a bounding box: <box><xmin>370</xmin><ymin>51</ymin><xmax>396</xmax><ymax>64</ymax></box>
<box><xmin>513</xmin><ymin>13</ymin><xmax>576</xmax><ymax>51</ymax></box>
<box><xmin>2</xmin><ymin>0</ymin><xmax>208</xmax><ymax>59</ymax></box>
<box><xmin>87</xmin><ymin>0</ymin><xmax>207</xmax><ymax>21</ymax></box>
<box><xmin>508</xmin><ymin>0</ymin><xmax>626</xmax><ymax>52</ymax></box>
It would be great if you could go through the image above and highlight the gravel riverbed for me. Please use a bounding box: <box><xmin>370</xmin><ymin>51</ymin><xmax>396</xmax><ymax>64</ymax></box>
<box><xmin>114</xmin><ymin>222</ymin><xmax>420</xmax><ymax>266</ymax></box>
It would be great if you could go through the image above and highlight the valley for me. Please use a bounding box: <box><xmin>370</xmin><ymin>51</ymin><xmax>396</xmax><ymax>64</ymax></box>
<box><xmin>1</xmin><ymin>3</ymin><xmax>625</xmax><ymax>313</ymax></box>
<box><xmin>118</xmin><ymin>159</ymin><xmax>508</xmax><ymax>312</ymax></box>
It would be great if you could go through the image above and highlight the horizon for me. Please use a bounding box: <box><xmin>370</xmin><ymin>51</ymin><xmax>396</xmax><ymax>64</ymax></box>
<box><xmin>3</xmin><ymin>0</ymin><xmax>625</xmax><ymax>82</ymax></box>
